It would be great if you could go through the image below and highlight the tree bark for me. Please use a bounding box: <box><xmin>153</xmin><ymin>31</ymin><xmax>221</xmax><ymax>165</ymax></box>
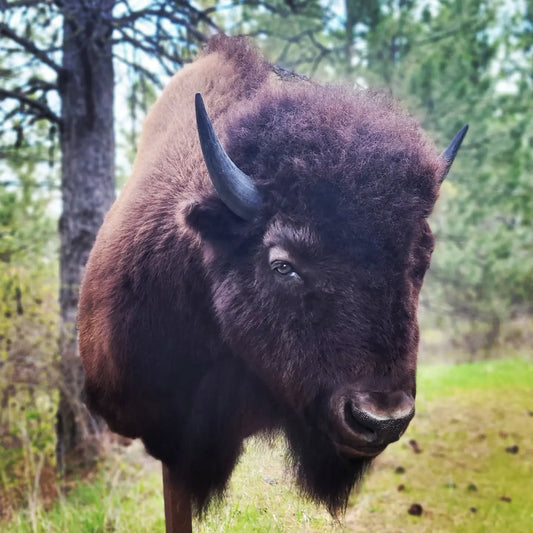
<box><xmin>56</xmin><ymin>0</ymin><xmax>115</xmax><ymax>472</ymax></box>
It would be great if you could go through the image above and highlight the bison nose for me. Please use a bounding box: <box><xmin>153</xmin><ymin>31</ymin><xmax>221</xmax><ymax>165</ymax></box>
<box><xmin>347</xmin><ymin>391</ymin><xmax>414</xmax><ymax>443</ymax></box>
<box><xmin>329</xmin><ymin>389</ymin><xmax>415</xmax><ymax>457</ymax></box>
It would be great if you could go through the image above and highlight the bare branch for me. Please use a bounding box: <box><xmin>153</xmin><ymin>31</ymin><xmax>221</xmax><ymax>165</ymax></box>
<box><xmin>247</xmin><ymin>26</ymin><xmax>337</xmax><ymax>72</ymax></box>
<box><xmin>0</xmin><ymin>22</ymin><xmax>63</xmax><ymax>74</ymax></box>
<box><xmin>0</xmin><ymin>88</ymin><xmax>61</xmax><ymax>125</ymax></box>
<box><xmin>4</xmin><ymin>0</ymin><xmax>42</xmax><ymax>7</ymax></box>
<box><xmin>113</xmin><ymin>7</ymin><xmax>210</xmax><ymax>41</ymax></box>
<box><xmin>113</xmin><ymin>53</ymin><xmax>165</xmax><ymax>90</ymax></box>
<box><xmin>203</xmin><ymin>0</ymin><xmax>314</xmax><ymax>18</ymax></box>
<box><xmin>0</xmin><ymin>178</ymin><xmax>58</xmax><ymax>190</ymax></box>
<box><xmin>25</xmin><ymin>78</ymin><xmax>58</xmax><ymax>95</ymax></box>
<box><xmin>413</xmin><ymin>19</ymin><xmax>487</xmax><ymax>47</ymax></box>
<box><xmin>114</xmin><ymin>27</ymin><xmax>189</xmax><ymax>72</ymax></box>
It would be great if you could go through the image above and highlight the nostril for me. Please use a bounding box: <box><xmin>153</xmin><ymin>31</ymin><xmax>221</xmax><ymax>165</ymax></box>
<box><xmin>343</xmin><ymin>402</ymin><xmax>378</xmax><ymax>443</ymax></box>
<box><xmin>346</xmin><ymin>400</ymin><xmax>414</xmax><ymax>445</ymax></box>
<box><xmin>376</xmin><ymin>416</ymin><xmax>410</xmax><ymax>443</ymax></box>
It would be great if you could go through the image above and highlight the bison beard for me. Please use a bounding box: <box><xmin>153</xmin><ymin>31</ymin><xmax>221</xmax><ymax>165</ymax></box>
<box><xmin>286</xmin><ymin>416</ymin><xmax>372</xmax><ymax>515</ymax></box>
<box><xmin>78</xmin><ymin>34</ymin><xmax>466</xmax><ymax>518</ymax></box>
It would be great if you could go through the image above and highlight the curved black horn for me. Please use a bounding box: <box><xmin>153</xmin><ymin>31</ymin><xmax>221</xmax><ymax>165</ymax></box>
<box><xmin>195</xmin><ymin>93</ymin><xmax>262</xmax><ymax>220</ymax></box>
<box><xmin>439</xmin><ymin>124</ymin><xmax>469</xmax><ymax>182</ymax></box>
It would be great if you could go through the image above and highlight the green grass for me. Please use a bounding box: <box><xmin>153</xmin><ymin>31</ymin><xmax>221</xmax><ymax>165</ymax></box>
<box><xmin>417</xmin><ymin>358</ymin><xmax>533</xmax><ymax>399</ymax></box>
<box><xmin>2</xmin><ymin>357</ymin><xmax>532</xmax><ymax>532</ymax></box>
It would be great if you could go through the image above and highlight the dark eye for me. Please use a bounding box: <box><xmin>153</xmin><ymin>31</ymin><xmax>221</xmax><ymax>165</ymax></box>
<box><xmin>270</xmin><ymin>260</ymin><xmax>301</xmax><ymax>279</ymax></box>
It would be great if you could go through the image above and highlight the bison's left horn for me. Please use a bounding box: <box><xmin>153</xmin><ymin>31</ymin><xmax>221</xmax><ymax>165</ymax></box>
<box><xmin>439</xmin><ymin>124</ymin><xmax>469</xmax><ymax>182</ymax></box>
<box><xmin>195</xmin><ymin>93</ymin><xmax>262</xmax><ymax>220</ymax></box>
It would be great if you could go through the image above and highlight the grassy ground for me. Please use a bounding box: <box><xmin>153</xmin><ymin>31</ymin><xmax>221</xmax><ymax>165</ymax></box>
<box><xmin>1</xmin><ymin>358</ymin><xmax>532</xmax><ymax>532</ymax></box>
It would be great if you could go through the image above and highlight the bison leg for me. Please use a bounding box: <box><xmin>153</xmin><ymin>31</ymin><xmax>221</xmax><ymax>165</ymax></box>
<box><xmin>162</xmin><ymin>463</ymin><xmax>192</xmax><ymax>533</ymax></box>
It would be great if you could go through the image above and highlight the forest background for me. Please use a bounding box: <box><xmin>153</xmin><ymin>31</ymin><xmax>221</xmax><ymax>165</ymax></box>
<box><xmin>0</xmin><ymin>0</ymin><xmax>531</xmax><ymax>530</ymax></box>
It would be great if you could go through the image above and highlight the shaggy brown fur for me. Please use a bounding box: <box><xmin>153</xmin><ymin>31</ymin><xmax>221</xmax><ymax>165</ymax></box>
<box><xmin>79</xmin><ymin>35</ymin><xmax>447</xmax><ymax>515</ymax></box>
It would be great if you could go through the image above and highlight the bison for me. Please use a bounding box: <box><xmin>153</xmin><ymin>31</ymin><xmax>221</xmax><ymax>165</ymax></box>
<box><xmin>78</xmin><ymin>35</ymin><xmax>467</xmax><ymax>515</ymax></box>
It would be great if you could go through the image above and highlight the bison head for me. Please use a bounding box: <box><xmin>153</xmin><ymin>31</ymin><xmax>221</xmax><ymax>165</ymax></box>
<box><xmin>186</xmin><ymin>89</ymin><xmax>467</xmax><ymax>511</ymax></box>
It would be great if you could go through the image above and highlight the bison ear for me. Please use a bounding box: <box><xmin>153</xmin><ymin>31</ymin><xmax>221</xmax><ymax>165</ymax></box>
<box><xmin>185</xmin><ymin>195</ymin><xmax>250</xmax><ymax>243</ymax></box>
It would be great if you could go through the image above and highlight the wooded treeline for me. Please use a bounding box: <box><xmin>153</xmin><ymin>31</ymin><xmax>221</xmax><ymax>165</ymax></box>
<box><xmin>0</xmin><ymin>0</ymin><xmax>531</xmax><ymax>513</ymax></box>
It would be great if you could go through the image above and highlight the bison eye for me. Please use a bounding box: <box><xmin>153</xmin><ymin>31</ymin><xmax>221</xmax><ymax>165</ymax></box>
<box><xmin>270</xmin><ymin>260</ymin><xmax>301</xmax><ymax>279</ymax></box>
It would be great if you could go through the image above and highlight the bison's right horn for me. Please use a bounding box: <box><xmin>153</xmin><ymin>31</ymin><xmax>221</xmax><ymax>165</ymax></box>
<box><xmin>195</xmin><ymin>93</ymin><xmax>262</xmax><ymax>220</ymax></box>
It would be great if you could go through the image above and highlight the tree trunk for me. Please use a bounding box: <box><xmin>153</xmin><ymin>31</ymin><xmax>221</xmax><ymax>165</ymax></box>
<box><xmin>344</xmin><ymin>0</ymin><xmax>354</xmax><ymax>69</ymax></box>
<box><xmin>56</xmin><ymin>0</ymin><xmax>115</xmax><ymax>472</ymax></box>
